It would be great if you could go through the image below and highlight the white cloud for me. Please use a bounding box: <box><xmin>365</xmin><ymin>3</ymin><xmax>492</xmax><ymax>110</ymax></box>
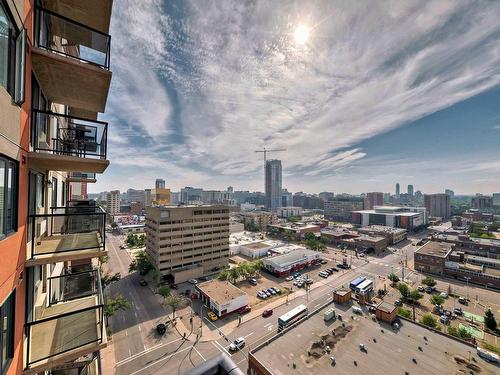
<box><xmin>95</xmin><ymin>0</ymin><xmax>500</xmax><ymax>192</ymax></box>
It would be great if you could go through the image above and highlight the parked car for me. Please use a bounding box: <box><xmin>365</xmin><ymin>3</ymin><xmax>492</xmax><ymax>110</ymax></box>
<box><xmin>293</xmin><ymin>272</ymin><xmax>301</xmax><ymax>278</ymax></box>
<box><xmin>417</xmin><ymin>286</ymin><xmax>425</xmax><ymax>292</ymax></box>
<box><xmin>119</xmin><ymin>245</ymin><xmax>126</xmax><ymax>249</ymax></box>
<box><xmin>453</xmin><ymin>307</ymin><xmax>463</xmax><ymax>315</ymax></box>
<box><xmin>433</xmin><ymin>304</ymin><xmax>443</xmax><ymax>314</ymax></box>
<box><xmin>249</xmin><ymin>278</ymin><xmax>258</xmax><ymax>285</ymax></box>
<box><xmin>156</xmin><ymin>323</ymin><xmax>166</xmax><ymax>335</ymax></box>
<box><xmin>458</xmin><ymin>297</ymin><xmax>467</xmax><ymax>305</ymax></box>
<box><xmin>207</xmin><ymin>311</ymin><xmax>218</xmax><ymax>321</ymax></box>
<box><xmin>139</xmin><ymin>279</ymin><xmax>148</xmax><ymax>286</ymax></box>
<box><xmin>267</xmin><ymin>288</ymin><xmax>277</xmax><ymax>295</ymax></box>
<box><xmin>188</xmin><ymin>279</ymin><xmax>198</xmax><ymax>284</ymax></box>
<box><xmin>319</xmin><ymin>272</ymin><xmax>328</xmax><ymax>278</ymax></box>
<box><xmin>272</xmin><ymin>287</ymin><xmax>281</xmax><ymax>294</ymax></box>
<box><xmin>285</xmin><ymin>276</ymin><xmax>294</xmax><ymax>281</ymax></box>
<box><xmin>229</xmin><ymin>337</ymin><xmax>246</xmax><ymax>352</ymax></box>
<box><xmin>238</xmin><ymin>306</ymin><xmax>251</xmax><ymax>314</ymax></box>
<box><xmin>440</xmin><ymin>315</ymin><xmax>450</xmax><ymax>325</ymax></box>
<box><xmin>440</xmin><ymin>292</ymin><xmax>448</xmax><ymax>299</ymax></box>
<box><xmin>262</xmin><ymin>309</ymin><xmax>273</xmax><ymax>317</ymax></box>
<box><xmin>425</xmin><ymin>286</ymin><xmax>433</xmax><ymax>293</ymax></box>
<box><xmin>443</xmin><ymin>310</ymin><xmax>452</xmax><ymax>318</ymax></box>
<box><xmin>394</xmin><ymin>300</ymin><xmax>402</xmax><ymax>306</ymax></box>
<box><xmin>257</xmin><ymin>291</ymin><xmax>267</xmax><ymax>299</ymax></box>
<box><xmin>331</xmin><ymin>267</ymin><xmax>339</xmax><ymax>272</ymax></box>
<box><xmin>305</xmin><ymin>279</ymin><xmax>314</xmax><ymax>285</ymax></box>
<box><xmin>320</xmin><ymin>259</ymin><xmax>328</xmax><ymax>264</ymax></box>
<box><xmin>264</xmin><ymin>290</ymin><xmax>271</xmax><ymax>297</ymax></box>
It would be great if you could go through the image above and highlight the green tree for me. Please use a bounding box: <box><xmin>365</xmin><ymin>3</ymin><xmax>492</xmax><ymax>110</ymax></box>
<box><xmin>484</xmin><ymin>309</ymin><xmax>498</xmax><ymax>331</ymax></box>
<box><xmin>397</xmin><ymin>283</ymin><xmax>410</xmax><ymax>299</ymax></box>
<box><xmin>388</xmin><ymin>273</ymin><xmax>400</xmax><ymax>285</ymax></box>
<box><xmin>238</xmin><ymin>262</ymin><xmax>251</xmax><ymax>280</ymax></box>
<box><xmin>129</xmin><ymin>259</ymin><xmax>138</xmax><ymax>273</ymax></box>
<box><xmin>420</xmin><ymin>313</ymin><xmax>438</xmax><ymax>328</ymax></box>
<box><xmin>253</xmin><ymin>259</ymin><xmax>264</xmax><ymax>273</ymax></box>
<box><xmin>131</xmin><ymin>251</ymin><xmax>153</xmax><ymax>275</ymax></box>
<box><xmin>422</xmin><ymin>277</ymin><xmax>436</xmax><ymax>287</ymax></box>
<box><xmin>304</xmin><ymin>232</ymin><xmax>316</xmax><ymax>241</ymax></box>
<box><xmin>158</xmin><ymin>286</ymin><xmax>171</xmax><ymax>303</ymax></box>
<box><xmin>228</xmin><ymin>267</ymin><xmax>240</xmax><ymax>284</ymax></box>
<box><xmin>448</xmin><ymin>326</ymin><xmax>472</xmax><ymax>340</ymax></box>
<box><xmin>397</xmin><ymin>307</ymin><xmax>412</xmax><ymax>319</ymax></box>
<box><xmin>101</xmin><ymin>272</ymin><xmax>121</xmax><ymax>289</ymax></box>
<box><xmin>165</xmin><ymin>294</ymin><xmax>183</xmax><ymax>319</ymax></box>
<box><xmin>430</xmin><ymin>294</ymin><xmax>445</xmax><ymax>306</ymax></box>
<box><xmin>104</xmin><ymin>295</ymin><xmax>130</xmax><ymax>325</ymax></box>
<box><xmin>408</xmin><ymin>289</ymin><xmax>423</xmax><ymax>304</ymax></box>
<box><xmin>217</xmin><ymin>269</ymin><xmax>229</xmax><ymax>281</ymax></box>
<box><xmin>145</xmin><ymin>267</ymin><xmax>160</xmax><ymax>285</ymax></box>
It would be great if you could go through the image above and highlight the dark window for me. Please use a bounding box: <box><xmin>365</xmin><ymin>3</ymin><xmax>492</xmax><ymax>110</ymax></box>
<box><xmin>51</xmin><ymin>177</ymin><xmax>57</xmax><ymax>208</ymax></box>
<box><xmin>0</xmin><ymin>2</ymin><xmax>25</xmax><ymax>104</ymax></box>
<box><xmin>61</xmin><ymin>181</ymin><xmax>66</xmax><ymax>206</ymax></box>
<box><xmin>0</xmin><ymin>291</ymin><xmax>15</xmax><ymax>375</ymax></box>
<box><xmin>0</xmin><ymin>155</ymin><xmax>18</xmax><ymax>239</ymax></box>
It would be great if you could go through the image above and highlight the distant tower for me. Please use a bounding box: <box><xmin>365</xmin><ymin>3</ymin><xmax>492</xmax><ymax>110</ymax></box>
<box><xmin>227</xmin><ymin>186</ymin><xmax>233</xmax><ymax>193</ymax></box>
<box><xmin>265</xmin><ymin>160</ymin><xmax>282</xmax><ymax>210</ymax></box>
<box><xmin>155</xmin><ymin>179</ymin><xmax>165</xmax><ymax>189</ymax></box>
<box><xmin>408</xmin><ymin>184</ymin><xmax>414</xmax><ymax>196</ymax></box>
<box><xmin>395</xmin><ymin>183</ymin><xmax>400</xmax><ymax>196</ymax></box>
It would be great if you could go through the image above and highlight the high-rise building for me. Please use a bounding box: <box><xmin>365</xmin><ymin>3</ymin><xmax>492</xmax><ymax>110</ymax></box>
<box><xmin>324</xmin><ymin>196</ymin><xmax>365</xmax><ymax>222</ymax></box>
<box><xmin>180</xmin><ymin>186</ymin><xmax>203</xmax><ymax>203</ymax></box>
<box><xmin>319</xmin><ymin>192</ymin><xmax>335</xmax><ymax>201</ymax></box>
<box><xmin>155</xmin><ymin>178</ymin><xmax>166</xmax><ymax>189</ymax></box>
<box><xmin>471</xmin><ymin>195</ymin><xmax>493</xmax><ymax>211</ymax></box>
<box><xmin>424</xmin><ymin>193</ymin><xmax>451</xmax><ymax>219</ymax></box>
<box><xmin>145</xmin><ymin>205</ymin><xmax>230</xmax><ymax>283</ymax></box>
<box><xmin>265</xmin><ymin>160</ymin><xmax>282</xmax><ymax>210</ymax></box>
<box><xmin>365</xmin><ymin>192</ymin><xmax>384</xmax><ymax>210</ymax></box>
<box><xmin>281</xmin><ymin>189</ymin><xmax>293</xmax><ymax>207</ymax></box>
<box><xmin>407</xmin><ymin>184</ymin><xmax>414</xmax><ymax>196</ymax></box>
<box><xmin>493</xmin><ymin>193</ymin><xmax>500</xmax><ymax>206</ymax></box>
<box><xmin>107</xmin><ymin>190</ymin><xmax>121</xmax><ymax>215</ymax></box>
<box><xmin>127</xmin><ymin>188</ymin><xmax>145</xmax><ymax>204</ymax></box>
<box><xmin>395</xmin><ymin>183</ymin><xmax>400</xmax><ymax>196</ymax></box>
<box><xmin>144</xmin><ymin>188</ymin><xmax>153</xmax><ymax>207</ymax></box>
<box><xmin>445</xmin><ymin>189</ymin><xmax>455</xmax><ymax>198</ymax></box>
<box><xmin>0</xmin><ymin>2</ymin><xmax>114</xmax><ymax>374</ymax></box>
<box><xmin>152</xmin><ymin>188</ymin><xmax>171</xmax><ymax>206</ymax></box>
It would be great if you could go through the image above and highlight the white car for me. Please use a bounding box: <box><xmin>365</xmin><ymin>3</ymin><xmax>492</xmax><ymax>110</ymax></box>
<box><xmin>285</xmin><ymin>276</ymin><xmax>294</xmax><ymax>281</ymax></box>
<box><xmin>229</xmin><ymin>337</ymin><xmax>246</xmax><ymax>351</ymax></box>
<box><xmin>440</xmin><ymin>292</ymin><xmax>448</xmax><ymax>299</ymax></box>
<box><xmin>188</xmin><ymin>279</ymin><xmax>198</xmax><ymax>284</ymax></box>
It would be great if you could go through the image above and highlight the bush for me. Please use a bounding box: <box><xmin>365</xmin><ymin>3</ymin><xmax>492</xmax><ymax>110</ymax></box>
<box><xmin>388</xmin><ymin>273</ymin><xmax>400</xmax><ymax>284</ymax></box>
<box><xmin>448</xmin><ymin>326</ymin><xmax>472</xmax><ymax>340</ymax></box>
<box><xmin>397</xmin><ymin>307</ymin><xmax>412</xmax><ymax>319</ymax></box>
<box><xmin>430</xmin><ymin>295</ymin><xmax>445</xmax><ymax>306</ymax></box>
<box><xmin>484</xmin><ymin>309</ymin><xmax>498</xmax><ymax>331</ymax></box>
<box><xmin>422</xmin><ymin>277</ymin><xmax>436</xmax><ymax>287</ymax></box>
<box><xmin>420</xmin><ymin>313</ymin><xmax>437</xmax><ymax>328</ymax></box>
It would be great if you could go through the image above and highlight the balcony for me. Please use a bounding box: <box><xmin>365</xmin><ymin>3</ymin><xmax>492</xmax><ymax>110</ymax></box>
<box><xmin>67</xmin><ymin>172</ymin><xmax>97</xmax><ymax>183</ymax></box>
<box><xmin>32</xmin><ymin>6</ymin><xmax>112</xmax><ymax>113</ymax></box>
<box><xmin>25</xmin><ymin>269</ymin><xmax>106</xmax><ymax>374</ymax></box>
<box><xmin>27</xmin><ymin>206</ymin><xmax>106</xmax><ymax>266</ymax></box>
<box><xmin>29</xmin><ymin>109</ymin><xmax>109</xmax><ymax>173</ymax></box>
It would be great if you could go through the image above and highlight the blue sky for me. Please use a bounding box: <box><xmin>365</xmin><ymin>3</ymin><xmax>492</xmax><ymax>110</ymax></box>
<box><xmin>92</xmin><ymin>0</ymin><xmax>500</xmax><ymax>195</ymax></box>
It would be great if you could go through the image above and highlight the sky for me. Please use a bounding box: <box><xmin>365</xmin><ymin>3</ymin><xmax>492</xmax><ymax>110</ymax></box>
<box><xmin>92</xmin><ymin>0</ymin><xmax>500</xmax><ymax>195</ymax></box>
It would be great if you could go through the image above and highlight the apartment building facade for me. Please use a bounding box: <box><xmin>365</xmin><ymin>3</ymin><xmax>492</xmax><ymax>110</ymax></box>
<box><xmin>324</xmin><ymin>196</ymin><xmax>364</xmax><ymax>222</ymax></box>
<box><xmin>424</xmin><ymin>193</ymin><xmax>451</xmax><ymax>219</ymax></box>
<box><xmin>265</xmin><ymin>159</ymin><xmax>282</xmax><ymax>210</ymax></box>
<box><xmin>145</xmin><ymin>205</ymin><xmax>230</xmax><ymax>283</ymax></box>
<box><xmin>106</xmin><ymin>189</ymin><xmax>120</xmax><ymax>215</ymax></box>
<box><xmin>1</xmin><ymin>1</ymin><xmax>113</xmax><ymax>374</ymax></box>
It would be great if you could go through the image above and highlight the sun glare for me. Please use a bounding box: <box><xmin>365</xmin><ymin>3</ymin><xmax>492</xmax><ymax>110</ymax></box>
<box><xmin>294</xmin><ymin>25</ymin><xmax>311</xmax><ymax>44</ymax></box>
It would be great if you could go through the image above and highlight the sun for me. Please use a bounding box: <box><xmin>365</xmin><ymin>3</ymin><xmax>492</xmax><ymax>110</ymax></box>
<box><xmin>294</xmin><ymin>25</ymin><xmax>311</xmax><ymax>44</ymax></box>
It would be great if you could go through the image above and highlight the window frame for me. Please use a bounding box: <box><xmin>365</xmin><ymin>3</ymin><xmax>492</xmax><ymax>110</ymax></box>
<box><xmin>0</xmin><ymin>154</ymin><xmax>18</xmax><ymax>240</ymax></box>
<box><xmin>0</xmin><ymin>290</ymin><xmax>15</xmax><ymax>375</ymax></box>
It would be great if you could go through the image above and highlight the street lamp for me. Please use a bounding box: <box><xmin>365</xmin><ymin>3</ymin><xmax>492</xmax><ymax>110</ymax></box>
<box><xmin>464</xmin><ymin>277</ymin><xmax>471</xmax><ymax>300</ymax></box>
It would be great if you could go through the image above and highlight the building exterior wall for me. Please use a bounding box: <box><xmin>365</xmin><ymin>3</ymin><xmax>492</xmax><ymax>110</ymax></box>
<box><xmin>324</xmin><ymin>196</ymin><xmax>364</xmax><ymax>222</ymax></box>
<box><xmin>265</xmin><ymin>160</ymin><xmax>282</xmax><ymax>210</ymax></box>
<box><xmin>107</xmin><ymin>190</ymin><xmax>120</xmax><ymax>215</ymax></box>
<box><xmin>424</xmin><ymin>193</ymin><xmax>451</xmax><ymax>219</ymax></box>
<box><xmin>145</xmin><ymin>206</ymin><xmax>230</xmax><ymax>278</ymax></box>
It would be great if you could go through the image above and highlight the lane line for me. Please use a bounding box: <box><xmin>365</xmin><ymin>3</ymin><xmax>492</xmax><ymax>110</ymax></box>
<box><xmin>263</xmin><ymin>323</ymin><xmax>271</xmax><ymax>328</ymax></box>
<box><xmin>213</xmin><ymin>340</ymin><xmax>230</xmax><ymax>356</ymax></box>
<box><xmin>193</xmin><ymin>346</ymin><xmax>206</xmax><ymax>361</ymax></box>
<box><xmin>244</xmin><ymin>332</ymin><xmax>254</xmax><ymax>339</ymax></box>
<box><xmin>116</xmin><ymin>337</ymin><xmax>184</xmax><ymax>366</ymax></box>
<box><xmin>128</xmin><ymin>346</ymin><xmax>194</xmax><ymax>375</ymax></box>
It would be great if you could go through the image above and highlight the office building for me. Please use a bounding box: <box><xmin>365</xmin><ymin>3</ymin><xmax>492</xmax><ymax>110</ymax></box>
<box><xmin>152</xmin><ymin>188</ymin><xmax>171</xmax><ymax>206</ymax></box>
<box><xmin>145</xmin><ymin>205</ymin><xmax>230</xmax><ymax>283</ymax></box>
<box><xmin>424</xmin><ymin>193</ymin><xmax>451</xmax><ymax>219</ymax></box>
<box><xmin>144</xmin><ymin>188</ymin><xmax>152</xmax><ymax>207</ymax></box>
<box><xmin>357</xmin><ymin>225</ymin><xmax>407</xmax><ymax>245</ymax></box>
<box><xmin>318</xmin><ymin>192</ymin><xmax>334</xmax><ymax>201</ymax></box>
<box><xmin>107</xmin><ymin>190</ymin><xmax>121</xmax><ymax>215</ymax></box>
<box><xmin>471</xmin><ymin>195</ymin><xmax>493</xmax><ymax>211</ymax></box>
<box><xmin>276</xmin><ymin>206</ymin><xmax>303</xmax><ymax>218</ymax></box>
<box><xmin>0</xmin><ymin>1</ymin><xmax>113</xmax><ymax>374</ymax></box>
<box><xmin>365</xmin><ymin>192</ymin><xmax>383</xmax><ymax>210</ymax></box>
<box><xmin>127</xmin><ymin>188</ymin><xmax>145</xmax><ymax>204</ymax></box>
<box><xmin>324</xmin><ymin>196</ymin><xmax>364</xmax><ymax>222</ymax></box>
<box><xmin>395</xmin><ymin>183</ymin><xmax>400</xmax><ymax>196</ymax></box>
<box><xmin>493</xmin><ymin>193</ymin><xmax>500</xmax><ymax>206</ymax></box>
<box><xmin>155</xmin><ymin>178</ymin><xmax>166</xmax><ymax>189</ymax></box>
<box><xmin>352</xmin><ymin>206</ymin><xmax>428</xmax><ymax>230</ymax></box>
<box><xmin>265</xmin><ymin>159</ymin><xmax>282</xmax><ymax>210</ymax></box>
<box><xmin>407</xmin><ymin>184</ymin><xmax>414</xmax><ymax>196</ymax></box>
<box><xmin>445</xmin><ymin>189</ymin><xmax>455</xmax><ymax>198</ymax></box>
<box><xmin>281</xmin><ymin>188</ymin><xmax>293</xmax><ymax>207</ymax></box>
<box><xmin>292</xmin><ymin>192</ymin><xmax>323</xmax><ymax>209</ymax></box>
<box><xmin>180</xmin><ymin>186</ymin><xmax>203</xmax><ymax>203</ymax></box>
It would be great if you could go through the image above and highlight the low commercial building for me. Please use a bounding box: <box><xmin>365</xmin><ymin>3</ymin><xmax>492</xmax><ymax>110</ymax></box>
<box><xmin>321</xmin><ymin>228</ymin><xmax>388</xmax><ymax>255</ymax></box>
<box><xmin>229</xmin><ymin>232</ymin><xmax>280</xmax><ymax>258</ymax></box>
<box><xmin>276</xmin><ymin>206</ymin><xmax>303</xmax><ymax>218</ymax></box>
<box><xmin>376</xmin><ymin>301</ymin><xmax>397</xmax><ymax>323</ymax></box>
<box><xmin>357</xmin><ymin>225</ymin><xmax>407</xmax><ymax>245</ymax></box>
<box><xmin>414</xmin><ymin>241</ymin><xmax>454</xmax><ymax>275</ymax></box>
<box><xmin>333</xmin><ymin>289</ymin><xmax>352</xmax><ymax>304</ymax></box>
<box><xmin>262</xmin><ymin>249</ymin><xmax>321</xmax><ymax>277</ymax></box>
<box><xmin>196</xmin><ymin>279</ymin><xmax>249</xmax><ymax>317</ymax></box>
<box><xmin>352</xmin><ymin>205</ymin><xmax>427</xmax><ymax>230</ymax></box>
<box><xmin>431</xmin><ymin>233</ymin><xmax>500</xmax><ymax>259</ymax></box>
<box><xmin>239</xmin><ymin>211</ymin><xmax>278</xmax><ymax>231</ymax></box>
<box><xmin>268</xmin><ymin>222</ymin><xmax>321</xmax><ymax>240</ymax></box>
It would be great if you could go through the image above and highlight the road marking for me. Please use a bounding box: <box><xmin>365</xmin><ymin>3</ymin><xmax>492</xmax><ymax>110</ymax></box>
<box><xmin>245</xmin><ymin>332</ymin><xmax>254</xmax><ymax>339</ymax></box>
<box><xmin>128</xmin><ymin>346</ymin><xmax>194</xmax><ymax>375</ymax></box>
<box><xmin>314</xmin><ymin>303</ymin><xmax>321</xmax><ymax>308</ymax></box>
<box><xmin>138</xmin><ymin>325</ymin><xmax>142</xmax><ymax>332</ymax></box>
<box><xmin>193</xmin><ymin>346</ymin><xmax>206</xmax><ymax>361</ymax></box>
<box><xmin>267</xmin><ymin>325</ymin><xmax>273</xmax><ymax>331</ymax></box>
<box><xmin>212</xmin><ymin>341</ymin><xmax>230</xmax><ymax>356</ymax></box>
<box><xmin>116</xmin><ymin>337</ymin><xmax>184</xmax><ymax>366</ymax></box>
<box><xmin>263</xmin><ymin>322</ymin><xmax>272</xmax><ymax>328</ymax></box>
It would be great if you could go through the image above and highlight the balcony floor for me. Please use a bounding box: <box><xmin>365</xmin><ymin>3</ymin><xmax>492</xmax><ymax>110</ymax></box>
<box><xmin>28</xmin><ymin>296</ymin><xmax>105</xmax><ymax>373</ymax></box>
<box><xmin>27</xmin><ymin>232</ymin><xmax>106</xmax><ymax>266</ymax></box>
<box><xmin>29</xmin><ymin>152</ymin><xmax>109</xmax><ymax>174</ymax></box>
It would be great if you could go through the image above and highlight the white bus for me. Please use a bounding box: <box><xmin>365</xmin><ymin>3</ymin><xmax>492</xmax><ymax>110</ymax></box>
<box><xmin>278</xmin><ymin>304</ymin><xmax>308</xmax><ymax>331</ymax></box>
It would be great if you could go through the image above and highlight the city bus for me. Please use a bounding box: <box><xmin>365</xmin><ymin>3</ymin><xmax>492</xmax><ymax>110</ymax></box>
<box><xmin>278</xmin><ymin>304</ymin><xmax>308</xmax><ymax>331</ymax></box>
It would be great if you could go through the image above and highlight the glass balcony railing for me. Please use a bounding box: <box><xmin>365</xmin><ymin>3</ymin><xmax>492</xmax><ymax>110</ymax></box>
<box><xmin>67</xmin><ymin>172</ymin><xmax>97</xmax><ymax>182</ymax></box>
<box><xmin>35</xmin><ymin>5</ymin><xmax>111</xmax><ymax>69</ymax></box>
<box><xmin>26</xmin><ymin>269</ymin><xmax>105</xmax><ymax>368</ymax></box>
<box><xmin>32</xmin><ymin>109</ymin><xmax>108</xmax><ymax>160</ymax></box>
<box><xmin>28</xmin><ymin>206</ymin><xmax>106</xmax><ymax>261</ymax></box>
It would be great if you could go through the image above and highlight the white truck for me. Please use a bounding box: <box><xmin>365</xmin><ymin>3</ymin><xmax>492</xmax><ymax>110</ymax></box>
<box><xmin>324</xmin><ymin>308</ymin><xmax>336</xmax><ymax>321</ymax></box>
<box><xmin>477</xmin><ymin>347</ymin><xmax>500</xmax><ymax>363</ymax></box>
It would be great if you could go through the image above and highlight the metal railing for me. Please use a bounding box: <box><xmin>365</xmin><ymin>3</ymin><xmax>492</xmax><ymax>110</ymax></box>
<box><xmin>34</xmin><ymin>5</ymin><xmax>111</xmax><ymax>69</ymax></box>
<box><xmin>31</xmin><ymin>109</ymin><xmax>108</xmax><ymax>159</ymax></box>
<box><xmin>68</xmin><ymin>172</ymin><xmax>97</xmax><ymax>181</ymax></box>
<box><xmin>28</xmin><ymin>206</ymin><xmax>106</xmax><ymax>259</ymax></box>
<box><xmin>26</xmin><ymin>269</ymin><xmax>104</xmax><ymax>367</ymax></box>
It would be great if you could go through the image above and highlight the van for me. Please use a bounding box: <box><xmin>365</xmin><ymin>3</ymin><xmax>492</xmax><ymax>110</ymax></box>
<box><xmin>352</xmin><ymin>306</ymin><xmax>363</xmax><ymax>314</ymax></box>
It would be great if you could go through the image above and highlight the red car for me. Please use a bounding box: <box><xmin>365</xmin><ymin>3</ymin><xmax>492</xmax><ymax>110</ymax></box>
<box><xmin>262</xmin><ymin>309</ymin><xmax>273</xmax><ymax>317</ymax></box>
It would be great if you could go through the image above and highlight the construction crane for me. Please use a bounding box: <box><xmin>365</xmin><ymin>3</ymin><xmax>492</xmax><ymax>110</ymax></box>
<box><xmin>254</xmin><ymin>147</ymin><xmax>286</xmax><ymax>168</ymax></box>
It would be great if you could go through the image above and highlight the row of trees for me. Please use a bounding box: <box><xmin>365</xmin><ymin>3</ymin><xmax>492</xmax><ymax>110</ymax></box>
<box><xmin>126</xmin><ymin>233</ymin><xmax>146</xmax><ymax>248</ymax></box>
<box><xmin>303</xmin><ymin>232</ymin><xmax>327</xmax><ymax>252</ymax></box>
<box><xmin>218</xmin><ymin>260</ymin><xmax>264</xmax><ymax>284</ymax></box>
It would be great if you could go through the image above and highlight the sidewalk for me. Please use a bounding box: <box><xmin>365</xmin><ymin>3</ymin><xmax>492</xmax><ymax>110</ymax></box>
<box><xmin>101</xmin><ymin>336</ymin><xmax>116</xmax><ymax>375</ymax></box>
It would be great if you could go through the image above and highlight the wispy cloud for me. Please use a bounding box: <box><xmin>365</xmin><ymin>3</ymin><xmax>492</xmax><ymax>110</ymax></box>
<box><xmin>97</xmin><ymin>0</ymin><xmax>500</xmax><ymax>192</ymax></box>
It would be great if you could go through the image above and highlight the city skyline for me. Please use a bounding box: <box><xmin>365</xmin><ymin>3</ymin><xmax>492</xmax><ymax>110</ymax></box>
<box><xmin>93</xmin><ymin>0</ymin><xmax>500</xmax><ymax>194</ymax></box>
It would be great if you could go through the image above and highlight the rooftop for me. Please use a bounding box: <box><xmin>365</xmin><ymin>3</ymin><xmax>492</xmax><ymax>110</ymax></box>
<box><xmin>250</xmin><ymin>302</ymin><xmax>499</xmax><ymax>375</ymax></box>
<box><xmin>377</xmin><ymin>301</ymin><xmax>396</xmax><ymax>314</ymax></box>
<box><xmin>334</xmin><ymin>289</ymin><xmax>351</xmax><ymax>296</ymax></box>
<box><xmin>196</xmin><ymin>279</ymin><xmax>246</xmax><ymax>305</ymax></box>
<box><xmin>358</xmin><ymin>225</ymin><xmax>407</xmax><ymax>234</ymax></box>
<box><xmin>416</xmin><ymin>241</ymin><xmax>453</xmax><ymax>258</ymax></box>
<box><xmin>264</xmin><ymin>249</ymin><xmax>321</xmax><ymax>267</ymax></box>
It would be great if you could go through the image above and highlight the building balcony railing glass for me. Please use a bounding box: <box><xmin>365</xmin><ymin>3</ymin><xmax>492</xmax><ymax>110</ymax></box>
<box><xmin>67</xmin><ymin>172</ymin><xmax>97</xmax><ymax>183</ymax></box>
<box><xmin>35</xmin><ymin>5</ymin><xmax>111</xmax><ymax>69</ymax></box>
<box><xmin>25</xmin><ymin>269</ymin><xmax>105</xmax><ymax>371</ymax></box>
<box><xmin>28</xmin><ymin>206</ymin><xmax>106</xmax><ymax>265</ymax></box>
<box><xmin>32</xmin><ymin>109</ymin><xmax>108</xmax><ymax>160</ymax></box>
